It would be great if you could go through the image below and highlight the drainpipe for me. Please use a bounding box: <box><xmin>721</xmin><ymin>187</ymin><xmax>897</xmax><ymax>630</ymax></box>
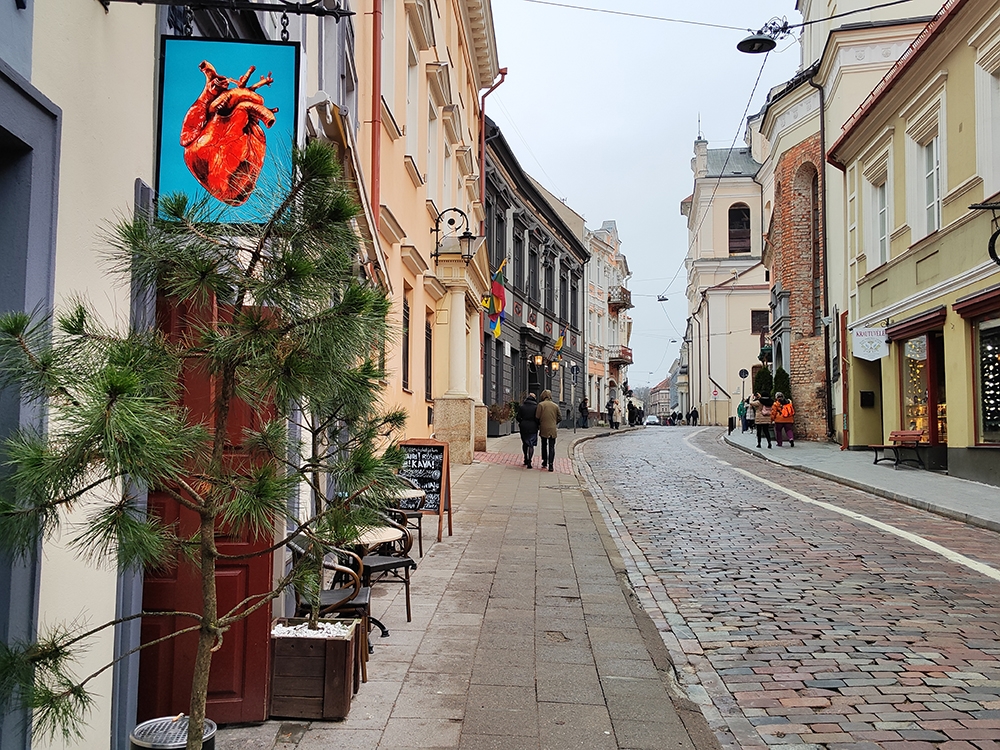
<box><xmin>808</xmin><ymin>75</ymin><xmax>836</xmax><ymax>441</ymax></box>
<box><xmin>479</xmin><ymin>68</ymin><xmax>507</xmax><ymax>234</ymax></box>
<box><xmin>370</xmin><ymin>0</ymin><xmax>383</xmax><ymax>229</ymax></box>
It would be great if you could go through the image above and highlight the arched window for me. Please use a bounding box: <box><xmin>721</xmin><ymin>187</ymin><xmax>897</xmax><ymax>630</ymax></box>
<box><xmin>728</xmin><ymin>203</ymin><xmax>751</xmax><ymax>253</ymax></box>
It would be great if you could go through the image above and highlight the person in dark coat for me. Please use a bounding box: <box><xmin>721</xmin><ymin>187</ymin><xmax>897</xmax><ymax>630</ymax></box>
<box><xmin>517</xmin><ymin>393</ymin><xmax>540</xmax><ymax>468</ymax></box>
<box><xmin>578</xmin><ymin>397</ymin><xmax>589</xmax><ymax>428</ymax></box>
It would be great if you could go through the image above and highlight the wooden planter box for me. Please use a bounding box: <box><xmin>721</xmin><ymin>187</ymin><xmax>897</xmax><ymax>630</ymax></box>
<box><xmin>487</xmin><ymin>418</ymin><xmax>512</xmax><ymax>437</ymax></box>
<box><xmin>270</xmin><ymin>618</ymin><xmax>358</xmax><ymax>721</ymax></box>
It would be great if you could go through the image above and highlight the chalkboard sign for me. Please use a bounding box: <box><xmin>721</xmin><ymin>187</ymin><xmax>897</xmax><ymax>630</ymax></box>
<box><xmin>399</xmin><ymin>438</ymin><xmax>452</xmax><ymax>542</ymax></box>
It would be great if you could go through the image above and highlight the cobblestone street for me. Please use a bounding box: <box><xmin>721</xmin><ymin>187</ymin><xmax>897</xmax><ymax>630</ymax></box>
<box><xmin>579</xmin><ymin>427</ymin><xmax>1000</xmax><ymax>750</ymax></box>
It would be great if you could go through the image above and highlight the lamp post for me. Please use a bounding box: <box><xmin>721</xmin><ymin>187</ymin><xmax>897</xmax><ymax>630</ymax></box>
<box><xmin>432</xmin><ymin>207</ymin><xmax>476</xmax><ymax>266</ymax></box>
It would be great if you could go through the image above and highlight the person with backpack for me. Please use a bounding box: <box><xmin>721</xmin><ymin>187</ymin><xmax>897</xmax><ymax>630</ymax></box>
<box><xmin>750</xmin><ymin>392</ymin><xmax>773</xmax><ymax>449</ymax></box>
<box><xmin>737</xmin><ymin>398</ymin><xmax>747</xmax><ymax>432</ymax></box>
<box><xmin>773</xmin><ymin>391</ymin><xmax>795</xmax><ymax>447</ymax></box>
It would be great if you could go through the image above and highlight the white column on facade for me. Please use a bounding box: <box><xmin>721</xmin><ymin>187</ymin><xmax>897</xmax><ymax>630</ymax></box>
<box><xmin>446</xmin><ymin>285</ymin><xmax>468</xmax><ymax>397</ymax></box>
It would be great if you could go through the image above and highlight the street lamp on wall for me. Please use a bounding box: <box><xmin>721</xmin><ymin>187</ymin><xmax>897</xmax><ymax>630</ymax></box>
<box><xmin>432</xmin><ymin>207</ymin><xmax>477</xmax><ymax>266</ymax></box>
<box><xmin>533</xmin><ymin>354</ymin><xmax>544</xmax><ymax>367</ymax></box>
<box><xmin>550</xmin><ymin>360</ymin><xmax>560</xmax><ymax>372</ymax></box>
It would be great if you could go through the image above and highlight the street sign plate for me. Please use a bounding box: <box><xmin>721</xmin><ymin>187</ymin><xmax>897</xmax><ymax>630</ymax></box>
<box><xmin>570</xmin><ymin>364</ymin><xmax>580</xmax><ymax>375</ymax></box>
<box><xmin>739</xmin><ymin>368</ymin><xmax>749</xmax><ymax>379</ymax></box>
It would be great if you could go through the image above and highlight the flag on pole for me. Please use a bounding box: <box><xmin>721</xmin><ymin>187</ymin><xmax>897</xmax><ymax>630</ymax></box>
<box><xmin>484</xmin><ymin>259</ymin><xmax>506</xmax><ymax>339</ymax></box>
<box><xmin>554</xmin><ymin>326</ymin><xmax>566</xmax><ymax>360</ymax></box>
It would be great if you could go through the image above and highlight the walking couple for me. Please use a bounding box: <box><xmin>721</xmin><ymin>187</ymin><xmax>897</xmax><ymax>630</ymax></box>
<box><xmin>518</xmin><ymin>391</ymin><xmax>561</xmax><ymax>472</ymax></box>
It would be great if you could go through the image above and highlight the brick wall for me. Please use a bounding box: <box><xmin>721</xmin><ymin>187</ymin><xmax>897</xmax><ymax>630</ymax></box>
<box><xmin>768</xmin><ymin>133</ymin><xmax>829</xmax><ymax>441</ymax></box>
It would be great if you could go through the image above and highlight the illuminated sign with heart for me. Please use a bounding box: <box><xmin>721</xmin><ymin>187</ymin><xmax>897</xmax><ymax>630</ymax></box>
<box><xmin>157</xmin><ymin>37</ymin><xmax>299</xmax><ymax>223</ymax></box>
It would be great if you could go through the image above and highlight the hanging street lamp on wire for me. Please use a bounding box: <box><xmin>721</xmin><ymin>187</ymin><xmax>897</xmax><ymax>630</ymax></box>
<box><xmin>736</xmin><ymin>17</ymin><xmax>792</xmax><ymax>53</ymax></box>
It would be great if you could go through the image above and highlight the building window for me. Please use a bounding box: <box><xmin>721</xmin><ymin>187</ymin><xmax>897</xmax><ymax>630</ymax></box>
<box><xmin>513</xmin><ymin>233</ymin><xmax>524</xmax><ymax>290</ymax></box>
<box><xmin>559</xmin><ymin>272</ymin><xmax>568</xmax><ymax>321</ymax></box>
<box><xmin>924</xmin><ymin>136</ymin><xmax>941</xmax><ymax>234</ymax></box>
<box><xmin>751</xmin><ymin>310</ymin><xmax>769</xmax><ymax>335</ymax></box>
<box><xmin>570</xmin><ymin>278</ymin><xmax>579</xmax><ymax>328</ymax></box>
<box><xmin>903</xmin><ymin>76</ymin><xmax>945</xmax><ymax>242</ymax></box>
<box><xmin>492</xmin><ymin>205</ymin><xmax>505</xmax><ymax>269</ymax></box>
<box><xmin>402</xmin><ymin>296</ymin><xmax>410</xmax><ymax>390</ymax></box>
<box><xmin>425</xmin><ymin>316</ymin><xmax>433</xmax><ymax>400</ymax></box>
<box><xmin>875</xmin><ymin>182</ymin><xmax>889</xmax><ymax>265</ymax></box>
<box><xmin>976</xmin><ymin>313</ymin><xmax>1000</xmax><ymax>444</ymax></box>
<box><xmin>728</xmin><ymin>203</ymin><xmax>751</xmax><ymax>253</ymax></box>
<box><xmin>426</xmin><ymin>99</ymin><xmax>438</xmax><ymax>197</ymax></box>
<box><xmin>529</xmin><ymin>244</ymin><xmax>539</xmax><ymax>302</ymax></box>
<box><xmin>381</xmin><ymin>0</ymin><xmax>396</xmax><ymax>110</ymax></box>
<box><xmin>405</xmin><ymin>39</ymin><xmax>418</xmax><ymax>154</ymax></box>
<box><xmin>545</xmin><ymin>263</ymin><xmax>554</xmax><ymax>312</ymax></box>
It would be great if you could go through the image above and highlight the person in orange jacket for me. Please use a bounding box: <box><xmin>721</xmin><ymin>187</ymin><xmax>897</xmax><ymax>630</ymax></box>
<box><xmin>773</xmin><ymin>391</ymin><xmax>795</xmax><ymax>447</ymax></box>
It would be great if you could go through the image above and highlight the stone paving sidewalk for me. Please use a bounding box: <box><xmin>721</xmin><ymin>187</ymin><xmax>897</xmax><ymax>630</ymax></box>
<box><xmin>217</xmin><ymin>425</ymin><xmax>713</xmax><ymax>750</ymax></box>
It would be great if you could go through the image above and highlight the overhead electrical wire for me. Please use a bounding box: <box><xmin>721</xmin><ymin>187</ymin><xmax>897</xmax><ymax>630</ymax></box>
<box><xmin>519</xmin><ymin>0</ymin><xmax>747</xmax><ymax>31</ymax></box>
<box><xmin>518</xmin><ymin>0</ymin><xmax>921</xmax><ymax>33</ymax></box>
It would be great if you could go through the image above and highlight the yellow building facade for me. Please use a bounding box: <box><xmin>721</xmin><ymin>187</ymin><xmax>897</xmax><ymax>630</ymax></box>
<box><xmin>829</xmin><ymin>0</ymin><xmax>1000</xmax><ymax>485</ymax></box>
<box><xmin>351</xmin><ymin>0</ymin><xmax>500</xmax><ymax>463</ymax></box>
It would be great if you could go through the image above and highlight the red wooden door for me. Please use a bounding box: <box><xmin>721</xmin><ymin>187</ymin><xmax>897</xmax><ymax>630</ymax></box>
<box><xmin>138</xmin><ymin>296</ymin><xmax>275</xmax><ymax>724</ymax></box>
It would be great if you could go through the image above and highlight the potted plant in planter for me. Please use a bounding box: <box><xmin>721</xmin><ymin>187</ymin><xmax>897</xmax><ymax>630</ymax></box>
<box><xmin>0</xmin><ymin>142</ymin><xmax>405</xmax><ymax>749</ymax></box>
<box><xmin>486</xmin><ymin>402</ymin><xmax>513</xmax><ymax>437</ymax></box>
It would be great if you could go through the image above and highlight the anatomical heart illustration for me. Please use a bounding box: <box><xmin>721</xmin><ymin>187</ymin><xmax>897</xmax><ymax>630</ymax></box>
<box><xmin>157</xmin><ymin>38</ymin><xmax>298</xmax><ymax>222</ymax></box>
<box><xmin>180</xmin><ymin>61</ymin><xmax>277</xmax><ymax>206</ymax></box>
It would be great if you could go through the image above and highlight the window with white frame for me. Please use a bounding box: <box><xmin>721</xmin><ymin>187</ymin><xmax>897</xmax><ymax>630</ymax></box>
<box><xmin>405</xmin><ymin>39</ymin><xmax>419</xmax><ymax>155</ymax></box>
<box><xmin>972</xmin><ymin>17</ymin><xmax>1000</xmax><ymax>197</ymax></box>
<box><xmin>381</xmin><ymin>0</ymin><xmax>396</xmax><ymax>111</ymax></box>
<box><xmin>426</xmin><ymin>98</ymin><xmax>438</xmax><ymax>193</ymax></box>
<box><xmin>902</xmin><ymin>73</ymin><xmax>946</xmax><ymax>243</ymax></box>
<box><xmin>923</xmin><ymin>135</ymin><xmax>941</xmax><ymax>234</ymax></box>
<box><xmin>860</xmin><ymin>133</ymin><xmax>892</xmax><ymax>270</ymax></box>
<box><xmin>863</xmin><ymin>167</ymin><xmax>891</xmax><ymax>268</ymax></box>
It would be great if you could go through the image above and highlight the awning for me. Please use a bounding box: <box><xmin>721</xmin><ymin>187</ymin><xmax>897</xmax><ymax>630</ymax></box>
<box><xmin>885</xmin><ymin>306</ymin><xmax>947</xmax><ymax>341</ymax></box>
<box><xmin>953</xmin><ymin>281</ymin><xmax>1000</xmax><ymax>319</ymax></box>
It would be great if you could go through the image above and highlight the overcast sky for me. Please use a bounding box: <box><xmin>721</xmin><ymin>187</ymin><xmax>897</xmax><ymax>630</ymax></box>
<box><xmin>487</xmin><ymin>0</ymin><xmax>805</xmax><ymax>393</ymax></box>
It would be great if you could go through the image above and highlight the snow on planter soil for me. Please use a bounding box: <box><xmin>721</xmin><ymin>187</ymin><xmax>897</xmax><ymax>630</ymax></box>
<box><xmin>272</xmin><ymin>621</ymin><xmax>353</xmax><ymax>639</ymax></box>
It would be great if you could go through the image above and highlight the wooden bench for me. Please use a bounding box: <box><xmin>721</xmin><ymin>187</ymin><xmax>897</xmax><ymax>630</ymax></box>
<box><xmin>869</xmin><ymin>430</ymin><xmax>926</xmax><ymax>469</ymax></box>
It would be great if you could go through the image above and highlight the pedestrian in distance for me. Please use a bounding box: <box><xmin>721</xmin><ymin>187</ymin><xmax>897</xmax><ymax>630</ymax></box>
<box><xmin>688</xmin><ymin>407</ymin><xmax>699</xmax><ymax>426</ymax></box>
<box><xmin>578</xmin><ymin>397</ymin><xmax>589</xmax><ymax>428</ymax></box>
<box><xmin>750</xmin><ymin>392</ymin><xmax>773</xmax><ymax>448</ymax></box>
<box><xmin>737</xmin><ymin>398</ymin><xmax>747</xmax><ymax>433</ymax></box>
<box><xmin>612</xmin><ymin>399</ymin><xmax>621</xmax><ymax>429</ymax></box>
<box><xmin>517</xmin><ymin>392</ymin><xmax>540</xmax><ymax>468</ymax></box>
<box><xmin>627</xmin><ymin>400</ymin><xmax>637</xmax><ymax>426</ymax></box>
<box><xmin>773</xmin><ymin>391</ymin><xmax>795</xmax><ymax>447</ymax></box>
<box><xmin>605</xmin><ymin>397</ymin><xmax>614</xmax><ymax>429</ymax></box>
<box><xmin>535</xmin><ymin>390</ymin><xmax>561</xmax><ymax>472</ymax></box>
<box><xmin>746</xmin><ymin>399</ymin><xmax>756</xmax><ymax>433</ymax></box>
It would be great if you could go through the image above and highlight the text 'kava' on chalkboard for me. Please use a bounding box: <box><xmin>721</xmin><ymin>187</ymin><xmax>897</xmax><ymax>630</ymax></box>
<box><xmin>399</xmin><ymin>445</ymin><xmax>444</xmax><ymax>512</ymax></box>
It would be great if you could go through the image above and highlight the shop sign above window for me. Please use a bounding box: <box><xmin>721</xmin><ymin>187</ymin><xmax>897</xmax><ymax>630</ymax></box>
<box><xmin>852</xmin><ymin>327</ymin><xmax>888</xmax><ymax>361</ymax></box>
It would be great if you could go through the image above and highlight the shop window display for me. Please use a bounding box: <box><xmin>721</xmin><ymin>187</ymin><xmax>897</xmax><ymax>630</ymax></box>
<box><xmin>902</xmin><ymin>332</ymin><xmax>946</xmax><ymax>443</ymax></box>
<box><xmin>976</xmin><ymin>315</ymin><xmax>1000</xmax><ymax>444</ymax></box>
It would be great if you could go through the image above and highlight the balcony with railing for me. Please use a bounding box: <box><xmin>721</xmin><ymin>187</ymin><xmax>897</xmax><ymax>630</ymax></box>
<box><xmin>608</xmin><ymin>286</ymin><xmax>633</xmax><ymax>311</ymax></box>
<box><xmin>608</xmin><ymin>345</ymin><xmax>633</xmax><ymax>365</ymax></box>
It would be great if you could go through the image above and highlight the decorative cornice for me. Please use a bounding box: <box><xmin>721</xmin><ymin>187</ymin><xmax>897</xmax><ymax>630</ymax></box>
<box><xmin>463</xmin><ymin>0</ymin><xmax>500</xmax><ymax>90</ymax></box>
